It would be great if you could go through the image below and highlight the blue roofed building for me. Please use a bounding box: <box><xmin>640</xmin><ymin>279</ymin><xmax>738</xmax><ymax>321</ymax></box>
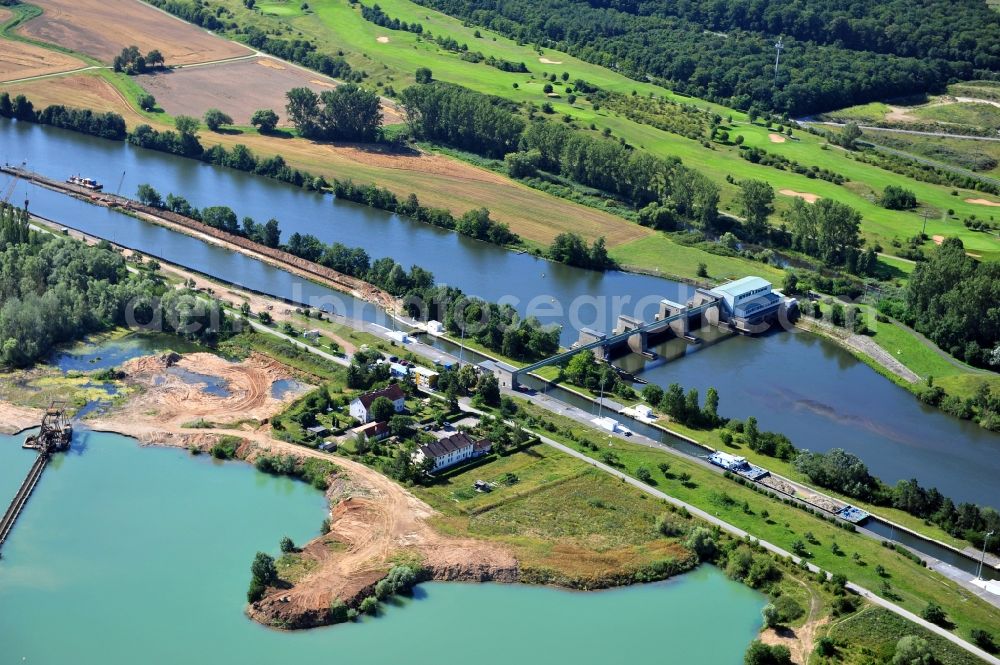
<box><xmin>698</xmin><ymin>276</ymin><xmax>796</xmax><ymax>333</ymax></box>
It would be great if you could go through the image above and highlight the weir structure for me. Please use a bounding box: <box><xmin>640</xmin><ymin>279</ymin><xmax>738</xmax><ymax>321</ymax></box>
<box><xmin>487</xmin><ymin>277</ymin><xmax>798</xmax><ymax>390</ymax></box>
<box><xmin>490</xmin><ymin>300</ymin><xmax>719</xmax><ymax>390</ymax></box>
<box><xmin>0</xmin><ymin>403</ymin><xmax>72</xmax><ymax>552</ymax></box>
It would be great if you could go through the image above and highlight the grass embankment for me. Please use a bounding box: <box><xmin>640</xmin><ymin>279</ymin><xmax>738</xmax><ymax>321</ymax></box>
<box><xmin>527</xmin><ymin>361</ymin><xmax>984</xmax><ymax>552</ymax></box>
<box><xmin>804</xmin><ymin>301</ymin><xmax>1000</xmax><ymax>401</ymax></box>
<box><xmin>507</xmin><ymin>399</ymin><xmax>1000</xmax><ymax>644</ymax></box>
<box><xmin>825</xmin><ymin>607</ymin><xmax>987</xmax><ymax>665</ymax></box>
<box><xmin>412</xmin><ymin>443</ymin><xmax>696</xmax><ymax>586</ymax></box>
<box><xmin>211</xmin><ymin>0</ymin><xmax>1000</xmax><ymax>262</ymax></box>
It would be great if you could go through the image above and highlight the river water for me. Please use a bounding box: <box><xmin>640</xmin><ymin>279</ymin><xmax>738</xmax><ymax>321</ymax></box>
<box><xmin>2</xmin><ymin>119</ymin><xmax>998</xmax><ymax>507</ymax></box>
<box><xmin>0</xmin><ymin>431</ymin><xmax>765</xmax><ymax>664</ymax></box>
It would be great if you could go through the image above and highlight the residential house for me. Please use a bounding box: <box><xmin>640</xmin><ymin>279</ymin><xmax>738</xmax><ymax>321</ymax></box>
<box><xmin>412</xmin><ymin>432</ymin><xmax>492</xmax><ymax>472</ymax></box>
<box><xmin>351</xmin><ymin>420</ymin><xmax>390</xmax><ymax>442</ymax></box>
<box><xmin>349</xmin><ymin>384</ymin><xmax>406</xmax><ymax>423</ymax></box>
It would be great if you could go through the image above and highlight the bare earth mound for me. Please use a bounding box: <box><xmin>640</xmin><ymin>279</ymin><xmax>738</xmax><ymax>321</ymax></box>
<box><xmin>779</xmin><ymin>189</ymin><xmax>820</xmax><ymax>203</ymax></box>
<box><xmin>965</xmin><ymin>197</ymin><xmax>1000</xmax><ymax>207</ymax></box>
<box><xmin>20</xmin><ymin>0</ymin><xmax>250</xmax><ymax>66</ymax></box>
<box><xmin>768</xmin><ymin>133</ymin><xmax>786</xmax><ymax>143</ymax></box>
<box><xmin>0</xmin><ymin>31</ymin><xmax>85</xmax><ymax>82</ymax></box>
<box><xmin>0</xmin><ymin>402</ymin><xmax>44</xmax><ymax>434</ymax></box>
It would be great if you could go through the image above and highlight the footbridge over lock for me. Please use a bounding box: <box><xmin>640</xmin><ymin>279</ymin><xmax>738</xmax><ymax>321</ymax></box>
<box><xmin>494</xmin><ymin>299</ymin><xmax>719</xmax><ymax>390</ymax></box>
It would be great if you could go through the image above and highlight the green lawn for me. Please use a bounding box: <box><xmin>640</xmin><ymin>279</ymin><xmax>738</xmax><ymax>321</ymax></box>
<box><xmin>609</xmin><ymin>234</ymin><xmax>785</xmax><ymax>284</ymax></box>
<box><xmin>411</xmin><ymin>443</ymin><xmax>696</xmax><ymax>584</ymax></box>
<box><xmin>820</xmin><ymin>102</ymin><xmax>893</xmax><ymax>124</ymax></box>
<box><xmin>510</xmin><ymin>399</ymin><xmax>1000</xmax><ymax>645</ymax></box>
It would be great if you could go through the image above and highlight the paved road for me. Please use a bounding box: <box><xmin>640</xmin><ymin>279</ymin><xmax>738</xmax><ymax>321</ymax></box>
<box><xmin>0</xmin><ymin>64</ymin><xmax>102</xmax><ymax>85</ymax></box>
<box><xmin>537</xmin><ymin>433</ymin><xmax>1000</xmax><ymax>665</ymax></box>
<box><xmin>804</xmin><ymin>120</ymin><xmax>1000</xmax><ymax>142</ymax></box>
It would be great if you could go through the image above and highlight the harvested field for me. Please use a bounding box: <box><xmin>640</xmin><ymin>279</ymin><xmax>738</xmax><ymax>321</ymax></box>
<box><xmin>6</xmin><ymin>74</ymin><xmax>648</xmax><ymax>247</ymax></box>
<box><xmin>779</xmin><ymin>189</ymin><xmax>820</xmax><ymax>203</ymax></box>
<box><xmin>0</xmin><ymin>33</ymin><xmax>85</xmax><ymax>82</ymax></box>
<box><xmin>0</xmin><ymin>73</ymin><xmax>148</xmax><ymax>125</ymax></box>
<box><xmin>19</xmin><ymin>0</ymin><xmax>250</xmax><ymax>66</ymax></box>
<box><xmin>966</xmin><ymin>197</ymin><xmax>1000</xmax><ymax>207</ymax></box>
<box><xmin>768</xmin><ymin>133</ymin><xmax>786</xmax><ymax>143</ymax></box>
<box><xmin>136</xmin><ymin>57</ymin><xmax>404</xmax><ymax>125</ymax></box>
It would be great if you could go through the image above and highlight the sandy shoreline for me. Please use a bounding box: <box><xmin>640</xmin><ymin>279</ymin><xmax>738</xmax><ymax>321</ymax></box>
<box><xmin>3</xmin><ymin>349</ymin><xmax>517</xmax><ymax>630</ymax></box>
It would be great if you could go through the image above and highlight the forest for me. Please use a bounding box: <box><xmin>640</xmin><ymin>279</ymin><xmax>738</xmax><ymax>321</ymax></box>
<box><xmin>0</xmin><ymin>204</ymin><xmax>228</xmax><ymax>368</ymax></box>
<box><xmin>414</xmin><ymin>0</ymin><xmax>980</xmax><ymax>114</ymax></box>
<box><xmin>897</xmin><ymin>238</ymin><xmax>1000</xmax><ymax>370</ymax></box>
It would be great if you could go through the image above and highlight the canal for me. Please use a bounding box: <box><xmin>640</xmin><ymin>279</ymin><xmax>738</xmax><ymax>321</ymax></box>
<box><xmin>0</xmin><ymin>430</ymin><xmax>765</xmax><ymax>664</ymax></box>
<box><xmin>2</xmin><ymin>119</ymin><xmax>998</xmax><ymax>507</ymax></box>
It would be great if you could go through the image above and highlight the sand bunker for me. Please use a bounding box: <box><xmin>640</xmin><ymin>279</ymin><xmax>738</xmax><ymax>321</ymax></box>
<box><xmin>539</xmin><ymin>57</ymin><xmax>563</xmax><ymax>64</ymax></box>
<box><xmin>779</xmin><ymin>189</ymin><xmax>820</xmax><ymax>203</ymax></box>
<box><xmin>966</xmin><ymin>198</ymin><xmax>1000</xmax><ymax>207</ymax></box>
<box><xmin>932</xmin><ymin>235</ymin><xmax>945</xmax><ymax>245</ymax></box>
<box><xmin>310</xmin><ymin>79</ymin><xmax>336</xmax><ymax>88</ymax></box>
<box><xmin>377</xmin><ymin>36</ymin><xmax>390</xmax><ymax>43</ymax></box>
<box><xmin>768</xmin><ymin>133</ymin><xmax>787</xmax><ymax>143</ymax></box>
<box><xmin>256</xmin><ymin>58</ymin><xmax>285</xmax><ymax>70</ymax></box>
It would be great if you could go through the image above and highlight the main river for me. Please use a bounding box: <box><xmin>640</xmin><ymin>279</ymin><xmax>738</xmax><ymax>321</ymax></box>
<box><xmin>2</xmin><ymin>120</ymin><xmax>998</xmax><ymax>507</ymax></box>
<box><xmin>0</xmin><ymin>431</ymin><xmax>765</xmax><ymax>663</ymax></box>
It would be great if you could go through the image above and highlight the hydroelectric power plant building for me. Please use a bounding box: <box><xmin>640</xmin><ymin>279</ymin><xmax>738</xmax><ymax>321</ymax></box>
<box><xmin>693</xmin><ymin>276</ymin><xmax>796</xmax><ymax>334</ymax></box>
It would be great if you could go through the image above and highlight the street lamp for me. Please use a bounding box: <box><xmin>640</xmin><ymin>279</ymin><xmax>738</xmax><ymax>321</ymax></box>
<box><xmin>978</xmin><ymin>530</ymin><xmax>995</xmax><ymax>580</ymax></box>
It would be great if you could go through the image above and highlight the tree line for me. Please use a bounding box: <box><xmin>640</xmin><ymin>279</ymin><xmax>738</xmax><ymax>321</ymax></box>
<box><xmin>413</xmin><ymin>0</ymin><xmax>958</xmax><ymax>115</ymax></box>
<box><xmin>560</xmin><ymin>354</ymin><xmax>1000</xmax><ymax>555</ymax></box>
<box><xmin>4</xmin><ymin>93</ymin><xmax>602</xmax><ymax>272</ymax></box>
<box><xmin>795</xmin><ymin>448</ymin><xmax>1000</xmax><ymax>554</ymax></box>
<box><xmin>401</xmin><ymin>81</ymin><xmax>720</xmax><ymax>230</ymax></box>
<box><xmin>0</xmin><ymin>93</ymin><xmax>126</xmax><ymax>140</ymax></box>
<box><xmin>358</xmin><ymin>2</ymin><xmax>528</xmax><ymax>73</ymax></box>
<box><xmin>145</xmin><ymin>0</ymin><xmax>360</xmax><ymax>82</ymax></box>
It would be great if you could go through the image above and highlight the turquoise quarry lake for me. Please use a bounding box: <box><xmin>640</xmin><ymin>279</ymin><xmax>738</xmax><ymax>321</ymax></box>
<box><xmin>0</xmin><ymin>430</ymin><xmax>764</xmax><ymax>664</ymax></box>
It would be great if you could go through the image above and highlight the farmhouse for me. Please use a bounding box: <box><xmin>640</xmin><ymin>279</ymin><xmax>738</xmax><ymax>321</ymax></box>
<box><xmin>349</xmin><ymin>384</ymin><xmax>406</xmax><ymax>423</ymax></box>
<box><xmin>413</xmin><ymin>432</ymin><xmax>492</xmax><ymax>472</ymax></box>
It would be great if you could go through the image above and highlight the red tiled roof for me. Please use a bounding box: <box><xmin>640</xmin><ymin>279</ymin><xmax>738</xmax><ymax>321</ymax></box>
<box><xmin>356</xmin><ymin>384</ymin><xmax>405</xmax><ymax>409</ymax></box>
